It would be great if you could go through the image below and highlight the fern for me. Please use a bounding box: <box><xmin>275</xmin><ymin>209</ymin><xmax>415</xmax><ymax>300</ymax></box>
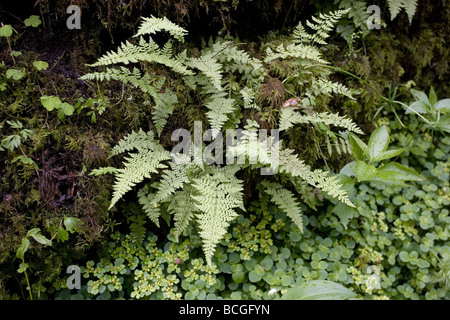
<box><xmin>83</xmin><ymin>13</ymin><xmax>364</xmax><ymax>266</ymax></box>
<box><xmin>265</xmin><ymin>43</ymin><xmax>328</xmax><ymax>65</ymax></box>
<box><xmin>109</xmin><ymin>149</ymin><xmax>171</xmax><ymax>209</ymax></box>
<box><xmin>325</xmin><ymin>134</ymin><xmax>352</xmax><ymax>156</ymax></box>
<box><xmin>279</xmin><ymin>107</ymin><xmax>363</xmax><ymax>134</ymax></box>
<box><xmin>80</xmin><ymin>67</ymin><xmax>165</xmax><ymax>101</ymax></box>
<box><xmin>293</xmin><ymin>9</ymin><xmax>351</xmax><ymax>45</ymax></box>
<box><xmin>152</xmin><ymin>91</ymin><xmax>178</xmax><ymax>136</ymax></box>
<box><xmin>168</xmin><ymin>187</ymin><xmax>197</xmax><ymax>242</ymax></box>
<box><xmin>387</xmin><ymin>0</ymin><xmax>418</xmax><ymax>23</ymax></box>
<box><xmin>277</xmin><ymin>147</ymin><xmax>354</xmax><ymax>207</ymax></box>
<box><xmin>110</xmin><ymin>129</ymin><xmax>160</xmax><ymax>156</ymax></box>
<box><xmin>154</xmin><ymin>158</ymin><xmax>191</xmax><ymax>203</ymax></box>
<box><xmin>204</xmin><ymin>94</ymin><xmax>236</xmax><ymax>138</ymax></box>
<box><xmin>138</xmin><ymin>185</ymin><xmax>161</xmax><ymax>226</ymax></box>
<box><xmin>263</xmin><ymin>182</ymin><xmax>304</xmax><ymax>232</ymax></box>
<box><xmin>87</xmin><ymin>37</ymin><xmax>193</xmax><ymax>76</ymax></box>
<box><xmin>133</xmin><ymin>16</ymin><xmax>188</xmax><ymax>41</ymax></box>
<box><xmin>187</xmin><ymin>55</ymin><xmax>224</xmax><ymax>92</ymax></box>
<box><xmin>191</xmin><ymin>166</ymin><xmax>244</xmax><ymax>266</ymax></box>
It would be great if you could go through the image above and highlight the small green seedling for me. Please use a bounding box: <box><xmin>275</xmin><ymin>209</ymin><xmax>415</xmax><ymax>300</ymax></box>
<box><xmin>40</xmin><ymin>95</ymin><xmax>75</xmax><ymax>120</ymax></box>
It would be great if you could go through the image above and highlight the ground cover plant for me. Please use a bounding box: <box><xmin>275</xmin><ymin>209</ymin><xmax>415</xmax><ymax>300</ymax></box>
<box><xmin>0</xmin><ymin>0</ymin><xmax>448</xmax><ymax>301</ymax></box>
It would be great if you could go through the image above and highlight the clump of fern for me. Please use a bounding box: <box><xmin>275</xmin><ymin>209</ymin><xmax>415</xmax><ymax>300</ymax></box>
<box><xmin>83</xmin><ymin>12</ymin><xmax>363</xmax><ymax>266</ymax></box>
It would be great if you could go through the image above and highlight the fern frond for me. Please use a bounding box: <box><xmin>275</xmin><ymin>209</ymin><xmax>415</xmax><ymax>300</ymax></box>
<box><xmin>279</xmin><ymin>107</ymin><xmax>363</xmax><ymax>134</ymax></box>
<box><xmin>265</xmin><ymin>43</ymin><xmax>328</xmax><ymax>64</ymax></box>
<box><xmin>80</xmin><ymin>67</ymin><xmax>165</xmax><ymax>101</ymax></box>
<box><xmin>111</xmin><ymin>129</ymin><xmax>160</xmax><ymax>156</ymax></box>
<box><xmin>187</xmin><ymin>55</ymin><xmax>223</xmax><ymax>92</ymax></box>
<box><xmin>154</xmin><ymin>159</ymin><xmax>191</xmax><ymax>203</ymax></box>
<box><xmin>168</xmin><ymin>187</ymin><xmax>197</xmax><ymax>242</ymax></box>
<box><xmin>109</xmin><ymin>149</ymin><xmax>171</xmax><ymax>209</ymax></box>
<box><xmin>263</xmin><ymin>182</ymin><xmax>304</xmax><ymax>232</ymax></box>
<box><xmin>240</xmin><ymin>87</ymin><xmax>260</xmax><ymax>110</ymax></box>
<box><xmin>293</xmin><ymin>9</ymin><xmax>351</xmax><ymax>45</ymax></box>
<box><xmin>89</xmin><ymin>167</ymin><xmax>118</xmax><ymax>176</ymax></box>
<box><xmin>88</xmin><ymin>37</ymin><xmax>193</xmax><ymax>76</ymax></box>
<box><xmin>204</xmin><ymin>94</ymin><xmax>236</xmax><ymax>137</ymax></box>
<box><xmin>325</xmin><ymin>135</ymin><xmax>352</xmax><ymax>156</ymax></box>
<box><xmin>134</xmin><ymin>16</ymin><xmax>188</xmax><ymax>42</ymax></box>
<box><xmin>387</xmin><ymin>0</ymin><xmax>418</xmax><ymax>23</ymax></box>
<box><xmin>191</xmin><ymin>166</ymin><xmax>244</xmax><ymax>266</ymax></box>
<box><xmin>278</xmin><ymin>147</ymin><xmax>354</xmax><ymax>207</ymax></box>
<box><xmin>138</xmin><ymin>186</ymin><xmax>161</xmax><ymax>226</ymax></box>
<box><xmin>315</xmin><ymin>79</ymin><xmax>357</xmax><ymax>100</ymax></box>
<box><xmin>152</xmin><ymin>91</ymin><xmax>178</xmax><ymax>136</ymax></box>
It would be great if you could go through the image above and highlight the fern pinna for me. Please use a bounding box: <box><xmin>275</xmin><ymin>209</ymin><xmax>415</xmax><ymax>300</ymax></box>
<box><xmin>84</xmin><ymin>13</ymin><xmax>363</xmax><ymax>266</ymax></box>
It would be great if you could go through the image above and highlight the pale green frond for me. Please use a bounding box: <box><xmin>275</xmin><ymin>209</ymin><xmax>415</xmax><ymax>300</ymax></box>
<box><xmin>134</xmin><ymin>16</ymin><xmax>188</xmax><ymax>41</ymax></box>
<box><xmin>264</xmin><ymin>182</ymin><xmax>304</xmax><ymax>232</ymax></box>
<box><xmin>111</xmin><ymin>129</ymin><xmax>159</xmax><ymax>156</ymax></box>
<box><xmin>265</xmin><ymin>43</ymin><xmax>328</xmax><ymax>64</ymax></box>
<box><xmin>154</xmin><ymin>160</ymin><xmax>191</xmax><ymax>203</ymax></box>
<box><xmin>152</xmin><ymin>91</ymin><xmax>178</xmax><ymax>136</ymax></box>
<box><xmin>89</xmin><ymin>167</ymin><xmax>118</xmax><ymax>176</ymax></box>
<box><xmin>81</xmin><ymin>67</ymin><xmax>165</xmax><ymax>101</ymax></box>
<box><xmin>109</xmin><ymin>149</ymin><xmax>171</xmax><ymax>209</ymax></box>
<box><xmin>387</xmin><ymin>0</ymin><xmax>418</xmax><ymax>23</ymax></box>
<box><xmin>278</xmin><ymin>107</ymin><xmax>363</xmax><ymax>134</ymax></box>
<box><xmin>88</xmin><ymin>37</ymin><xmax>193</xmax><ymax>76</ymax></box>
<box><xmin>187</xmin><ymin>55</ymin><xmax>223</xmax><ymax>92</ymax></box>
<box><xmin>191</xmin><ymin>167</ymin><xmax>244</xmax><ymax>266</ymax></box>
<box><xmin>168</xmin><ymin>187</ymin><xmax>197</xmax><ymax>242</ymax></box>
<box><xmin>138</xmin><ymin>186</ymin><xmax>161</xmax><ymax>227</ymax></box>
<box><xmin>204</xmin><ymin>94</ymin><xmax>235</xmax><ymax>137</ymax></box>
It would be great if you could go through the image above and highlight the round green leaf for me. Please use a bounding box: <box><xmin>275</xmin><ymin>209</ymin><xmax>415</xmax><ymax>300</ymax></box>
<box><xmin>0</xmin><ymin>25</ymin><xmax>13</xmax><ymax>37</ymax></box>
<box><xmin>6</xmin><ymin>69</ymin><xmax>24</xmax><ymax>80</ymax></box>
<box><xmin>41</xmin><ymin>95</ymin><xmax>62</xmax><ymax>111</ymax></box>
<box><xmin>33</xmin><ymin>61</ymin><xmax>49</xmax><ymax>71</ymax></box>
<box><xmin>24</xmin><ymin>15</ymin><xmax>42</xmax><ymax>27</ymax></box>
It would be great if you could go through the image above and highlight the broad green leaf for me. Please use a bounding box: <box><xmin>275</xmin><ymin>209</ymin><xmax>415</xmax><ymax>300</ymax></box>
<box><xmin>0</xmin><ymin>25</ymin><xmax>13</xmax><ymax>37</ymax></box>
<box><xmin>355</xmin><ymin>161</ymin><xmax>376</xmax><ymax>181</ymax></box>
<box><xmin>24</xmin><ymin>15</ymin><xmax>42</xmax><ymax>27</ymax></box>
<box><xmin>410</xmin><ymin>88</ymin><xmax>430</xmax><ymax>105</ymax></box>
<box><xmin>33</xmin><ymin>61</ymin><xmax>49</xmax><ymax>71</ymax></box>
<box><xmin>64</xmin><ymin>217</ymin><xmax>81</xmax><ymax>233</ymax></box>
<box><xmin>40</xmin><ymin>95</ymin><xmax>62</xmax><ymax>111</ymax></box>
<box><xmin>348</xmin><ymin>133</ymin><xmax>368</xmax><ymax>160</ymax></box>
<box><xmin>434</xmin><ymin>115</ymin><xmax>450</xmax><ymax>133</ymax></box>
<box><xmin>367</xmin><ymin>125</ymin><xmax>389</xmax><ymax>161</ymax></box>
<box><xmin>6</xmin><ymin>69</ymin><xmax>24</xmax><ymax>80</ymax></box>
<box><xmin>429</xmin><ymin>87</ymin><xmax>437</xmax><ymax>107</ymax></box>
<box><xmin>60</xmin><ymin>102</ymin><xmax>74</xmax><ymax>116</ymax></box>
<box><xmin>17</xmin><ymin>263</ymin><xmax>29</xmax><ymax>274</ymax></box>
<box><xmin>375</xmin><ymin>162</ymin><xmax>424</xmax><ymax>181</ymax></box>
<box><xmin>371</xmin><ymin>148</ymin><xmax>405</xmax><ymax>162</ymax></box>
<box><xmin>280</xmin><ymin>280</ymin><xmax>357</xmax><ymax>300</ymax></box>
<box><xmin>26</xmin><ymin>228</ymin><xmax>41</xmax><ymax>238</ymax></box>
<box><xmin>339</xmin><ymin>161</ymin><xmax>356</xmax><ymax>177</ymax></box>
<box><xmin>406</xmin><ymin>101</ymin><xmax>429</xmax><ymax>114</ymax></box>
<box><xmin>10</xmin><ymin>51</ymin><xmax>22</xmax><ymax>57</ymax></box>
<box><xmin>332</xmin><ymin>202</ymin><xmax>357</xmax><ymax>230</ymax></box>
<box><xmin>30</xmin><ymin>232</ymin><xmax>52</xmax><ymax>246</ymax></box>
<box><xmin>16</xmin><ymin>238</ymin><xmax>30</xmax><ymax>260</ymax></box>
<box><xmin>434</xmin><ymin>99</ymin><xmax>450</xmax><ymax>113</ymax></box>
